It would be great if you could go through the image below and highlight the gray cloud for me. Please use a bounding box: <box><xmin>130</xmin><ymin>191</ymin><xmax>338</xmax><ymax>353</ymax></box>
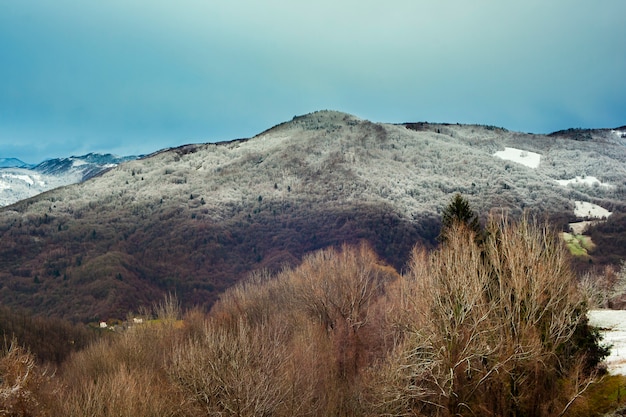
<box><xmin>1</xmin><ymin>0</ymin><xmax>625</xmax><ymax>162</ymax></box>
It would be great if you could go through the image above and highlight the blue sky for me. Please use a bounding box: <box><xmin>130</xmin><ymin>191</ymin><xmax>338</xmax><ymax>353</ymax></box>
<box><xmin>1</xmin><ymin>1</ymin><xmax>625</xmax><ymax>163</ymax></box>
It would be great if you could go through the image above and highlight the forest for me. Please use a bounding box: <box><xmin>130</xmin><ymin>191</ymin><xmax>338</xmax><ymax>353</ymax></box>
<box><xmin>1</xmin><ymin>209</ymin><xmax>624</xmax><ymax>417</ymax></box>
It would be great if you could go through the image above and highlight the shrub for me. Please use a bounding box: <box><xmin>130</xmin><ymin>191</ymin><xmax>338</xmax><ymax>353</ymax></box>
<box><xmin>201</xmin><ymin>243</ymin><xmax>399</xmax><ymax>416</ymax></box>
<box><xmin>0</xmin><ymin>339</ymin><xmax>52</xmax><ymax>417</ymax></box>
<box><xmin>51</xmin><ymin>297</ymin><xmax>192</xmax><ymax>417</ymax></box>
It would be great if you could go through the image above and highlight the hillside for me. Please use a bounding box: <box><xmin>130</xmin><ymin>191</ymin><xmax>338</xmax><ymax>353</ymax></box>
<box><xmin>1</xmin><ymin>111</ymin><xmax>625</xmax><ymax>321</ymax></box>
<box><xmin>2</xmin><ymin>222</ymin><xmax>618</xmax><ymax>417</ymax></box>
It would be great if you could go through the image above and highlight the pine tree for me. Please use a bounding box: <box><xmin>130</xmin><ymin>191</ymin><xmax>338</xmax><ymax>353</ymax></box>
<box><xmin>438</xmin><ymin>193</ymin><xmax>481</xmax><ymax>243</ymax></box>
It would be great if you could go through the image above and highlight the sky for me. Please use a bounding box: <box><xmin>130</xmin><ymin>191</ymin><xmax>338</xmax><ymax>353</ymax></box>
<box><xmin>1</xmin><ymin>1</ymin><xmax>625</xmax><ymax>163</ymax></box>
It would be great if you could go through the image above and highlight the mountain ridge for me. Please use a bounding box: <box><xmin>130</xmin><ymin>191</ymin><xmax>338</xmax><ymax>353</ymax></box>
<box><xmin>0</xmin><ymin>157</ymin><xmax>32</xmax><ymax>168</ymax></box>
<box><xmin>0</xmin><ymin>153</ymin><xmax>138</xmax><ymax>207</ymax></box>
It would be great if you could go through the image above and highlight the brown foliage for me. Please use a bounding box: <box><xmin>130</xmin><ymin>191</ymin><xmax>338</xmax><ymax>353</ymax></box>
<box><xmin>368</xmin><ymin>217</ymin><xmax>596</xmax><ymax>417</ymax></box>
<box><xmin>169</xmin><ymin>319</ymin><xmax>302</xmax><ymax>417</ymax></box>
<box><xmin>0</xmin><ymin>199</ymin><xmax>430</xmax><ymax>322</ymax></box>
<box><xmin>201</xmin><ymin>243</ymin><xmax>399</xmax><ymax>415</ymax></box>
<box><xmin>588</xmin><ymin>213</ymin><xmax>626</xmax><ymax>266</ymax></box>
<box><xmin>50</xmin><ymin>298</ymin><xmax>194</xmax><ymax>417</ymax></box>
<box><xmin>0</xmin><ymin>306</ymin><xmax>97</xmax><ymax>365</ymax></box>
<box><xmin>0</xmin><ymin>223</ymin><xmax>607</xmax><ymax>416</ymax></box>
<box><xmin>0</xmin><ymin>340</ymin><xmax>52</xmax><ymax>417</ymax></box>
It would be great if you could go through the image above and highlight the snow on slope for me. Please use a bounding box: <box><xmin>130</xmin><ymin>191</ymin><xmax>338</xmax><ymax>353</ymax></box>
<box><xmin>556</xmin><ymin>176</ymin><xmax>613</xmax><ymax>188</ymax></box>
<box><xmin>0</xmin><ymin>168</ymin><xmax>76</xmax><ymax>206</ymax></box>
<box><xmin>3</xmin><ymin>112</ymin><xmax>624</xmax><ymax>225</ymax></box>
<box><xmin>0</xmin><ymin>154</ymin><xmax>137</xmax><ymax>207</ymax></box>
<box><xmin>1</xmin><ymin>172</ymin><xmax>45</xmax><ymax>186</ymax></box>
<box><xmin>574</xmin><ymin>201</ymin><xmax>612</xmax><ymax>219</ymax></box>
<box><xmin>588</xmin><ymin>310</ymin><xmax>626</xmax><ymax>375</ymax></box>
<box><xmin>493</xmin><ymin>147</ymin><xmax>541</xmax><ymax>168</ymax></box>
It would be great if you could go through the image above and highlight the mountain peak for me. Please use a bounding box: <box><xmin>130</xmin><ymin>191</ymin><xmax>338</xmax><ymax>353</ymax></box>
<box><xmin>0</xmin><ymin>158</ymin><xmax>31</xmax><ymax>168</ymax></box>
<box><xmin>290</xmin><ymin>110</ymin><xmax>362</xmax><ymax>128</ymax></box>
<box><xmin>256</xmin><ymin>110</ymin><xmax>363</xmax><ymax>137</ymax></box>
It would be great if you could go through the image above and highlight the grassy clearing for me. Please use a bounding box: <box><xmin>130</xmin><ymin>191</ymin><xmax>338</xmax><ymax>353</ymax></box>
<box><xmin>562</xmin><ymin>232</ymin><xmax>596</xmax><ymax>257</ymax></box>
<box><xmin>568</xmin><ymin>374</ymin><xmax>626</xmax><ymax>416</ymax></box>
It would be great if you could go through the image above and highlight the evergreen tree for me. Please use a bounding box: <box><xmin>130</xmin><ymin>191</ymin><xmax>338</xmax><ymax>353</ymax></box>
<box><xmin>438</xmin><ymin>193</ymin><xmax>481</xmax><ymax>243</ymax></box>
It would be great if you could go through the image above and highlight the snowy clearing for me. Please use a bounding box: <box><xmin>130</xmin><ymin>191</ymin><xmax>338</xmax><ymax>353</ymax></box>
<box><xmin>493</xmin><ymin>147</ymin><xmax>541</xmax><ymax>169</ymax></box>
<box><xmin>588</xmin><ymin>310</ymin><xmax>626</xmax><ymax>375</ymax></box>
<box><xmin>71</xmin><ymin>158</ymin><xmax>88</xmax><ymax>167</ymax></box>
<box><xmin>574</xmin><ymin>201</ymin><xmax>612</xmax><ymax>219</ymax></box>
<box><xmin>2</xmin><ymin>172</ymin><xmax>34</xmax><ymax>185</ymax></box>
<box><xmin>568</xmin><ymin>220</ymin><xmax>599</xmax><ymax>235</ymax></box>
<box><xmin>556</xmin><ymin>176</ymin><xmax>613</xmax><ymax>188</ymax></box>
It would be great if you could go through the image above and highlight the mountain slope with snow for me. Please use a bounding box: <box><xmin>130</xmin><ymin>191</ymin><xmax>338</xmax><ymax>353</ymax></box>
<box><xmin>0</xmin><ymin>153</ymin><xmax>137</xmax><ymax>207</ymax></box>
<box><xmin>0</xmin><ymin>158</ymin><xmax>31</xmax><ymax>168</ymax></box>
<box><xmin>0</xmin><ymin>111</ymin><xmax>625</xmax><ymax>321</ymax></box>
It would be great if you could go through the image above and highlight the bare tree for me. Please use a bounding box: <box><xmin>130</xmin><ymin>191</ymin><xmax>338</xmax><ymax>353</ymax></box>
<box><xmin>290</xmin><ymin>243</ymin><xmax>396</xmax><ymax>381</ymax></box>
<box><xmin>169</xmin><ymin>318</ymin><xmax>295</xmax><ymax>417</ymax></box>
<box><xmin>371</xmin><ymin>216</ymin><xmax>599</xmax><ymax>417</ymax></box>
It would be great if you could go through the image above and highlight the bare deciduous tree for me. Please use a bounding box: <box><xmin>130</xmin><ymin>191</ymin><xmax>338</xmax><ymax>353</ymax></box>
<box><xmin>169</xmin><ymin>318</ymin><xmax>295</xmax><ymax>417</ymax></box>
<box><xmin>371</xmin><ymin>216</ymin><xmax>599</xmax><ymax>417</ymax></box>
<box><xmin>290</xmin><ymin>243</ymin><xmax>397</xmax><ymax>381</ymax></box>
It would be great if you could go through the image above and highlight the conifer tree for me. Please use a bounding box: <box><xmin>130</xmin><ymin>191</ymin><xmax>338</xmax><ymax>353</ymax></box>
<box><xmin>438</xmin><ymin>193</ymin><xmax>481</xmax><ymax>243</ymax></box>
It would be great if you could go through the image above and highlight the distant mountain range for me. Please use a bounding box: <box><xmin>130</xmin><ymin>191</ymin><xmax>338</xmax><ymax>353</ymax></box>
<box><xmin>0</xmin><ymin>157</ymin><xmax>32</xmax><ymax>168</ymax></box>
<box><xmin>0</xmin><ymin>153</ymin><xmax>138</xmax><ymax>207</ymax></box>
<box><xmin>0</xmin><ymin>111</ymin><xmax>625</xmax><ymax>322</ymax></box>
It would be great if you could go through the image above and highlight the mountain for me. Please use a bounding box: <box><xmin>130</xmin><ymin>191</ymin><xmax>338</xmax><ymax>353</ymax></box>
<box><xmin>0</xmin><ymin>157</ymin><xmax>31</xmax><ymax>168</ymax></box>
<box><xmin>32</xmin><ymin>153</ymin><xmax>137</xmax><ymax>179</ymax></box>
<box><xmin>0</xmin><ymin>111</ymin><xmax>625</xmax><ymax>322</ymax></box>
<box><xmin>0</xmin><ymin>153</ymin><xmax>137</xmax><ymax>207</ymax></box>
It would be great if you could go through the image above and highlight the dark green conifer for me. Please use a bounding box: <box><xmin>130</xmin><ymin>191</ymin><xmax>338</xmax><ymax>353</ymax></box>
<box><xmin>438</xmin><ymin>193</ymin><xmax>481</xmax><ymax>243</ymax></box>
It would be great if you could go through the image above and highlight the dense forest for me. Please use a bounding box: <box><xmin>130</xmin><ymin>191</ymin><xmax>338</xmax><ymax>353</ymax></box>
<box><xmin>1</xmin><ymin>211</ymin><xmax>625</xmax><ymax>417</ymax></box>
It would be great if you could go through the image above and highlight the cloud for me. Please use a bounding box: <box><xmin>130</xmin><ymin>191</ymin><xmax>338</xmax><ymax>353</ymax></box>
<box><xmin>1</xmin><ymin>0</ymin><xmax>625</xmax><ymax>161</ymax></box>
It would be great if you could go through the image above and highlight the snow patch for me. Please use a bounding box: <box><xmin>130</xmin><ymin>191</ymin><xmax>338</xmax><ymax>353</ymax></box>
<box><xmin>493</xmin><ymin>147</ymin><xmax>541</xmax><ymax>169</ymax></box>
<box><xmin>71</xmin><ymin>158</ymin><xmax>88</xmax><ymax>167</ymax></box>
<box><xmin>556</xmin><ymin>176</ymin><xmax>613</xmax><ymax>188</ymax></box>
<box><xmin>588</xmin><ymin>310</ymin><xmax>626</xmax><ymax>375</ymax></box>
<box><xmin>0</xmin><ymin>153</ymin><xmax>135</xmax><ymax>206</ymax></box>
<box><xmin>2</xmin><ymin>173</ymin><xmax>34</xmax><ymax>185</ymax></box>
<box><xmin>568</xmin><ymin>220</ymin><xmax>597</xmax><ymax>235</ymax></box>
<box><xmin>574</xmin><ymin>201</ymin><xmax>611</xmax><ymax>219</ymax></box>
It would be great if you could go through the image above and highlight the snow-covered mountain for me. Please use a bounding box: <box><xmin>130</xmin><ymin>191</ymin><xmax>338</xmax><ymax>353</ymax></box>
<box><xmin>1</xmin><ymin>110</ymin><xmax>625</xmax><ymax>321</ymax></box>
<box><xmin>0</xmin><ymin>153</ymin><xmax>137</xmax><ymax>207</ymax></box>
<box><xmin>0</xmin><ymin>157</ymin><xmax>32</xmax><ymax>168</ymax></box>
